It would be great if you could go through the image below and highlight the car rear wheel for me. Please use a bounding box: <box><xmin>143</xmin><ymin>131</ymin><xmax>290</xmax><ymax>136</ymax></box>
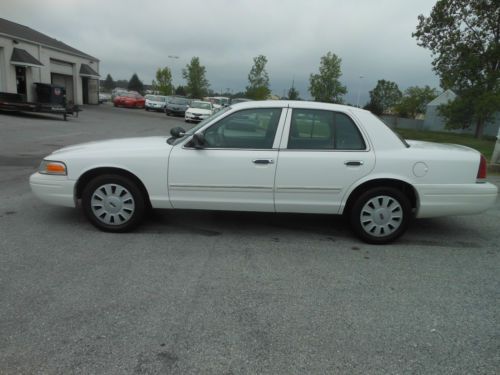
<box><xmin>349</xmin><ymin>187</ymin><xmax>411</xmax><ymax>244</ymax></box>
<box><xmin>82</xmin><ymin>174</ymin><xmax>146</xmax><ymax>232</ymax></box>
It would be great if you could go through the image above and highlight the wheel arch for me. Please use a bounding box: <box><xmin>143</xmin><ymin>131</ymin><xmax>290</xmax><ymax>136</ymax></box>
<box><xmin>75</xmin><ymin>167</ymin><xmax>152</xmax><ymax>208</ymax></box>
<box><xmin>342</xmin><ymin>178</ymin><xmax>419</xmax><ymax>216</ymax></box>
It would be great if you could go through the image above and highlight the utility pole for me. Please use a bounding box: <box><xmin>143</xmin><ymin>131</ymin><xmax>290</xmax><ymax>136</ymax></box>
<box><xmin>492</xmin><ymin>127</ymin><xmax>500</xmax><ymax>164</ymax></box>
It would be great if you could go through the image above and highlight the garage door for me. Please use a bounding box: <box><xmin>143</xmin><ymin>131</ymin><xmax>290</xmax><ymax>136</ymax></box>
<box><xmin>51</xmin><ymin>73</ymin><xmax>74</xmax><ymax>103</ymax></box>
<box><xmin>50</xmin><ymin>59</ymin><xmax>74</xmax><ymax>103</ymax></box>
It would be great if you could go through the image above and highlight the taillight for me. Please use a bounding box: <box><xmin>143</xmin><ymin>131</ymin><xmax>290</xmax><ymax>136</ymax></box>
<box><xmin>477</xmin><ymin>154</ymin><xmax>487</xmax><ymax>179</ymax></box>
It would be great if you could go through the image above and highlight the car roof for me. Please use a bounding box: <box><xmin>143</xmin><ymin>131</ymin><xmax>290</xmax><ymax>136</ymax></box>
<box><xmin>230</xmin><ymin>100</ymin><xmax>369</xmax><ymax>115</ymax></box>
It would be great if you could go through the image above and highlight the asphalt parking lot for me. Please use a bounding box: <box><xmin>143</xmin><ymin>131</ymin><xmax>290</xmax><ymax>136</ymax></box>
<box><xmin>1</xmin><ymin>104</ymin><xmax>499</xmax><ymax>374</ymax></box>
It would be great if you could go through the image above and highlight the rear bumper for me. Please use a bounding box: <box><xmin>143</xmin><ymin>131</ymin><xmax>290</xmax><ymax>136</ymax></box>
<box><xmin>416</xmin><ymin>182</ymin><xmax>498</xmax><ymax>218</ymax></box>
<box><xmin>29</xmin><ymin>172</ymin><xmax>76</xmax><ymax>207</ymax></box>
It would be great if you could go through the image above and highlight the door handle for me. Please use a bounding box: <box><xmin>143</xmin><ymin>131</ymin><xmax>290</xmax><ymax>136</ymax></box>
<box><xmin>344</xmin><ymin>161</ymin><xmax>364</xmax><ymax>166</ymax></box>
<box><xmin>253</xmin><ymin>159</ymin><xmax>274</xmax><ymax>165</ymax></box>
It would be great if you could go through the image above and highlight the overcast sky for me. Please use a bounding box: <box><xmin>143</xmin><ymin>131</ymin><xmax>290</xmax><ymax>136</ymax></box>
<box><xmin>1</xmin><ymin>0</ymin><xmax>440</xmax><ymax>103</ymax></box>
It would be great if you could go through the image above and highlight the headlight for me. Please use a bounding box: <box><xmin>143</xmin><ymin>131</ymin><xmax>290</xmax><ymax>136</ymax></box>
<box><xmin>39</xmin><ymin>160</ymin><xmax>67</xmax><ymax>175</ymax></box>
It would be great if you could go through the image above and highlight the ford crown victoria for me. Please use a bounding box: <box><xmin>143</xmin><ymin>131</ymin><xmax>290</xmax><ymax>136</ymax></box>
<box><xmin>30</xmin><ymin>101</ymin><xmax>498</xmax><ymax>243</ymax></box>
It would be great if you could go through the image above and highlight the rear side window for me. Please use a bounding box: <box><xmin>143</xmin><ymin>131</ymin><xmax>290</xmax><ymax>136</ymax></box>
<box><xmin>288</xmin><ymin>109</ymin><xmax>366</xmax><ymax>150</ymax></box>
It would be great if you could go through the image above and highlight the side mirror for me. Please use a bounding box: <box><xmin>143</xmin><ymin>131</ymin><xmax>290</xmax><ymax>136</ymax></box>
<box><xmin>170</xmin><ymin>126</ymin><xmax>186</xmax><ymax>138</ymax></box>
<box><xmin>192</xmin><ymin>132</ymin><xmax>206</xmax><ymax>149</ymax></box>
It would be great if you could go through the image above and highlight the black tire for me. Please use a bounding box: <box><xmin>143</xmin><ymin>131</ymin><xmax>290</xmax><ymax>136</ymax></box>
<box><xmin>349</xmin><ymin>187</ymin><xmax>411</xmax><ymax>244</ymax></box>
<box><xmin>82</xmin><ymin>174</ymin><xmax>146</xmax><ymax>232</ymax></box>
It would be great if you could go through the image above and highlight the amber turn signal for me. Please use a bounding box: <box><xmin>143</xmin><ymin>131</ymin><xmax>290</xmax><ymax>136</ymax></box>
<box><xmin>39</xmin><ymin>160</ymin><xmax>67</xmax><ymax>175</ymax></box>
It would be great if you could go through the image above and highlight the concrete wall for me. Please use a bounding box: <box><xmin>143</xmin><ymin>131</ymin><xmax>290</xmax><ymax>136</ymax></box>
<box><xmin>424</xmin><ymin>104</ymin><xmax>500</xmax><ymax>137</ymax></box>
<box><xmin>380</xmin><ymin>115</ymin><xmax>424</xmax><ymax>130</ymax></box>
<box><xmin>0</xmin><ymin>35</ymin><xmax>98</xmax><ymax>105</ymax></box>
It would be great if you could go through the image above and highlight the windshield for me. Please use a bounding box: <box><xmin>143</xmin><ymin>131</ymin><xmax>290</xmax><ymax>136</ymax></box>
<box><xmin>191</xmin><ymin>101</ymin><xmax>212</xmax><ymax>110</ymax></box>
<box><xmin>170</xmin><ymin>97</ymin><xmax>189</xmax><ymax>105</ymax></box>
<box><xmin>149</xmin><ymin>96</ymin><xmax>167</xmax><ymax>102</ymax></box>
<box><xmin>168</xmin><ymin>106</ymin><xmax>232</xmax><ymax>145</ymax></box>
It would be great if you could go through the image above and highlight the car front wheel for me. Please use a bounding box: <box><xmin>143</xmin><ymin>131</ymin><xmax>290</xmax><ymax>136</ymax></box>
<box><xmin>82</xmin><ymin>174</ymin><xmax>146</xmax><ymax>232</ymax></box>
<box><xmin>349</xmin><ymin>187</ymin><xmax>411</xmax><ymax>244</ymax></box>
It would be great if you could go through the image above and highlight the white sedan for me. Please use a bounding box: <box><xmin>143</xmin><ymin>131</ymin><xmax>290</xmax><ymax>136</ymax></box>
<box><xmin>30</xmin><ymin>101</ymin><xmax>498</xmax><ymax>243</ymax></box>
<box><xmin>185</xmin><ymin>100</ymin><xmax>214</xmax><ymax>123</ymax></box>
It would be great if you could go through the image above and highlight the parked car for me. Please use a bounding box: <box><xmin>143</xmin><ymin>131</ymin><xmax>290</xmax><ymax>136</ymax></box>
<box><xmin>205</xmin><ymin>96</ymin><xmax>230</xmax><ymax>110</ymax></box>
<box><xmin>30</xmin><ymin>100</ymin><xmax>498</xmax><ymax>244</ymax></box>
<box><xmin>113</xmin><ymin>92</ymin><xmax>145</xmax><ymax>108</ymax></box>
<box><xmin>98</xmin><ymin>93</ymin><xmax>111</xmax><ymax>103</ymax></box>
<box><xmin>185</xmin><ymin>100</ymin><xmax>214</xmax><ymax>123</ymax></box>
<box><xmin>145</xmin><ymin>95</ymin><xmax>169</xmax><ymax>112</ymax></box>
<box><xmin>111</xmin><ymin>88</ymin><xmax>127</xmax><ymax>101</ymax></box>
<box><xmin>231</xmin><ymin>98</ymin><xmax>252</xmax><ymax>104</ymax></box>
<box><xmin>165</xmin><ymin>96</ymin><xmax>191</xmax><ymax>116</ymax></box>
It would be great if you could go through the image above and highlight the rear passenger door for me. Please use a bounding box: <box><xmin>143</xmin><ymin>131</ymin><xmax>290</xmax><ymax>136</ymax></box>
<box><xmin>274</xmin><ymin>108</ymin><xmax>375</xmax><ymax>214</ymax></box>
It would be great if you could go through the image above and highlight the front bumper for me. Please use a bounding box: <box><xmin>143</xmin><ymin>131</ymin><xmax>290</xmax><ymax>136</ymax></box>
<box><xmin>416</xmin><ymin>182</ymin><xmax>498</xmax><ymax>218</ymax></box>
<box><xmin>185</xmin><ymin>112</ymin><xmax>209</xmax><ymax>122</ymax></box>
<box><xmin>146</xmin><ymin>104</ymin><xmax>165</xmax><ymax>111</ymax></box>
<box><xmin>167</xmin><ymin>107</ymin><xmax>186</xmax><ymax>115</ymax></box>
<box><xmin>29</xmin><ymin>172</ymin><xmax>76</xmax><ymax>207</ymax></box>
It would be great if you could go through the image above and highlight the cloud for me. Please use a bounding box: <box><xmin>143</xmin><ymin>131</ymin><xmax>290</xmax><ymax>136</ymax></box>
<box><xmin>1</xmin><ymin>0</ymin><xmax>440</xmax><ymax>102</ymax></box>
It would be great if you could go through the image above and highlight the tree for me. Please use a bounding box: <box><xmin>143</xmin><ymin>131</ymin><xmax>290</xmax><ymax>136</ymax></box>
<box><xmin>182</xmin><ymin>57</ymin><xmax>209</xmax><ymax>98</ymax></box>
<box><xmin>246</xmin><ymin>55</ymin><xmax>271</xmax><ymax>100</ymax></box>
<box><xmin>395</xmin><ymin>86</ymin><xmax>438</xmax><ymax>118</ymax></box>
<box><xmin>368</xmin><ymin>80</ymin><xmax>402</xmax><ymax>114</ymax></box>
<box><xmin>288</xmin><ymin>85</ymin><xmax>300</xmax><ymax>100</ymax></box>
<box><xmin>152</xmin><ymin>67</ymin><xmax>173</xmax><ymax>95</ymax></box>
<box><xmin>175</xmin><ymin>85</ymin><xmax>187</xmax><ymax>96</ymax></box>
<box><xmin>363</xmin><ymin>101</ymin><xmax>384</xmax><ymax>116</ymax></box>
<box><xmin>115</xmin><ymin>79</ymin><xmax>128</xmax><ymax>89</ymax></box>
<box><xmin>103</xmin><ymin>74</ymin><xmax>115</xmax><ymax>92</ymax></box>
<box><xmin>308</xmin><ymin>52</ymin><xmax>347</xmax><ymax>103</ymax></box>
<box><xmin>128</xmin><ymin>73</ymin><xmax>144</xmax><ymax>93</ymax></box>
<box><xmin>413</xmin><ymin>0</ymin><xmax>500</xmax><ymax>137</ymax></box>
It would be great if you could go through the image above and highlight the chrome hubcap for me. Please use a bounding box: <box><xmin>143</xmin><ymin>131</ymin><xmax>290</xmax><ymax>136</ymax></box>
<box><xmin>91</xmin><ymin>184</ymin><xmax>135</xmax><ymax>225</ymax></box>
<box><xmin>360</xmin><ymin>195</ymin><xmax>403</xmax><ymax>237</ymax></box>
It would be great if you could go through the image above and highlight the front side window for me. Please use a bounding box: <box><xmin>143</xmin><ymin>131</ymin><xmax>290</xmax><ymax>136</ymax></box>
<box><xmin>203</xmin><ymin>108</ymin><xmax>282</xmax><ymax>149</ymax></box>
<box><xmin>288</xmin><ymin>109</ymin><xmax>365</xmax><ymax>150</ymax></box>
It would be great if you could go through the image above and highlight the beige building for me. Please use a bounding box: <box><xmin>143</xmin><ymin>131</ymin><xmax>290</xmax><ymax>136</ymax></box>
<box><xmin>0</xmin><ymin>17</ymin><xmax>99</xmax><ymax>105</ymax></box>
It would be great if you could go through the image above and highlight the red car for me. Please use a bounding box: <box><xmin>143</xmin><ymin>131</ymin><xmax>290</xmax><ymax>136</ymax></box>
<box><xmin>113</xmin><ymin>92</ymin><xmax>145</xmax><ymax>108</ymax></box>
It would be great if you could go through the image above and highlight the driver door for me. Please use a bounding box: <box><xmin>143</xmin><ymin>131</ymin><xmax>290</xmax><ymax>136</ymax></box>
<box><xmin>168</xmin><ymin>107</ymin><xmax>287</xmax><ymax>211</ymax></box>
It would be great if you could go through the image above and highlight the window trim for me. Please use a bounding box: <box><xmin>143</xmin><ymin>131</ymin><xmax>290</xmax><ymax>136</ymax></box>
<box><xmin>281</xmin><ymin>108</ymin><xmax>370</xmax><ymax>152</ymax></box>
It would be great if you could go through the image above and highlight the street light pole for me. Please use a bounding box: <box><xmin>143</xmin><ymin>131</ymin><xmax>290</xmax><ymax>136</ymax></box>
<box><xmin>168</xmin><ymin>55</ymin><xmax>180</xmax><ymax>95</ymax></box>
<box><xmin>356</xmin><ymin>75</ymin><xmax>364</xmax><ymax>108</ymax></box>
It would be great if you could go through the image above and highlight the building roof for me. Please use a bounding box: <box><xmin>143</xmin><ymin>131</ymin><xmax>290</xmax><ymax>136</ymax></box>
<box><xmin>11</xmin><ymin>47</ymin><xmax>44</xmax><ymax>67</ymax></box>
<box><xmin>427</xmin><ymin>89</ymin><xmax>457</xmax><ymax>106</ymax></box>
<box><xmin>0</xmin><ymin>17</ymin><xmax>98</xmax><ymax>61</ymax></box>
<box><xmin>80</xmin><ymin>63</ymin><xmax>100</xmax><ymax>77</ymax></box>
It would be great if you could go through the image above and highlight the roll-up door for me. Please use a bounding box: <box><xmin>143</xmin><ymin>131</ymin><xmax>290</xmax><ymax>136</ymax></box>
<box><xmin>51</xmin><ymin>73</ymin><xmax>74</xmax><ymax>103</ymax></box>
